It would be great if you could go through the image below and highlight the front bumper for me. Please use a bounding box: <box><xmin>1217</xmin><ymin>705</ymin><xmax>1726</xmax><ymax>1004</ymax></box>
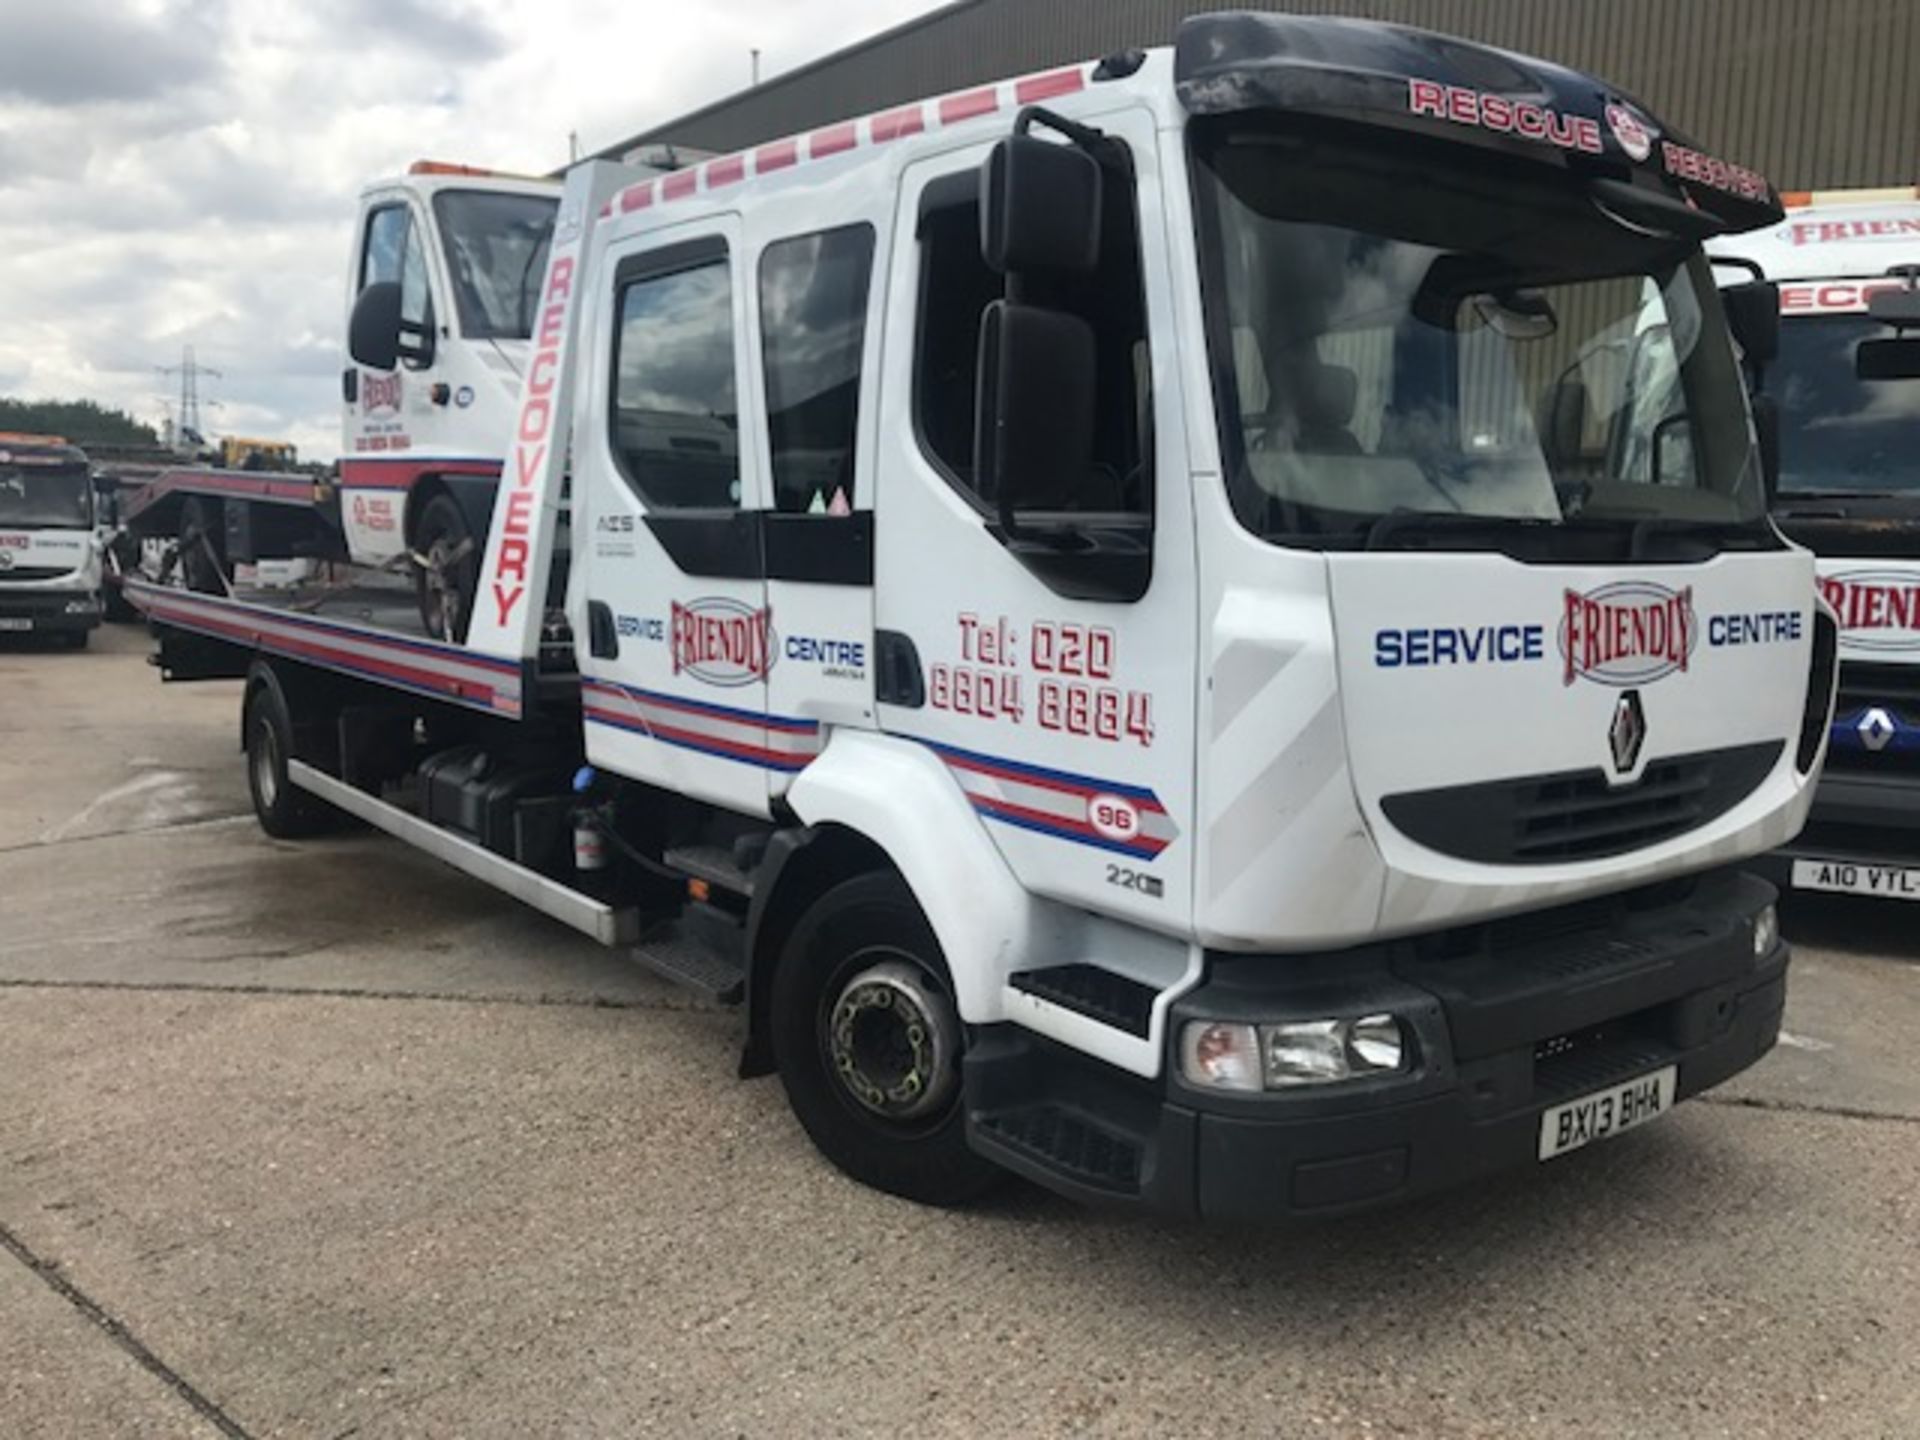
<box><xmin>0</xmin><ymin>588</ymin><xmax>102</xmax><ymax>633</ymax></box>
<box><xmin>1746</xmin><ymin>767</ymin><xmax>1920</xmax><ymax>890</ymax></box>
<box><xmin>965</xmin><ymin>867</ymin><xmax>1784</xmax><ymax>1221</ymax></box>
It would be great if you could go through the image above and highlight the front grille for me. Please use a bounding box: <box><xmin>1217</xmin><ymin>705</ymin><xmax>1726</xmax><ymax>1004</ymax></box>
<box><xmin>0</xmin><ymin>566</ymin><xmax>78</xmax><ymax>584</ymax></box>
<box><xmin>1382</xmin><ymin>742</ymin><xmax>1782</xmax><ymax>864</ymax></box>
<box><xmin>1824</xmin><ymin>660</ymin><xmax>1920</xmax><ymax>775</ymax></box>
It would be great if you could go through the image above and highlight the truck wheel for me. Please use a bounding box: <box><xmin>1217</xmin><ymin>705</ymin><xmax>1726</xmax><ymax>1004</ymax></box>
<box><xmin>179</xmin><ymin>498</ymin><xmax>226</xmax><ymax>594</ymax></box>
<box><xmin>413</xmin><ymin>494</ymin><xmax>477</xmax><ymax>642</ymax></box>
<box><xmin>63</xmin><ymin>629</ymin><xmax>90</xmax><ymax>651</ymax></box>
<box><xmin>244</xmin><ymin>672</ymin><xmax>331</xmax><ymax>839</ymax></box>
<box><xmin>771</xmin><ymin>873</ymin><xmax>1002</xmax><ymax>1206</ymax></box>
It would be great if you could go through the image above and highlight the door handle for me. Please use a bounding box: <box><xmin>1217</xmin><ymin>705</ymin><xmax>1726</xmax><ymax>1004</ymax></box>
<box><xmin>341</xmin><ymin>368</ymin><xmax>358</xmax><ymax>404</ymax></box>
<box><xmin>874</xmin><ymin>630</ymin><xmax>924</xmax><ymax>707</ymax></box>
<box><xmin>587</xmin><ymin>600</ymin><xmax>619</xmax><ymax>659</ymax></box>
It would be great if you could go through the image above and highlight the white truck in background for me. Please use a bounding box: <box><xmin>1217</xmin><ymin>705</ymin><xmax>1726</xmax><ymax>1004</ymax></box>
<box><xmin>0</xmin><ymin>433</ymin><xmax>105</xmax><ymax>646</ymax></box>
<box><xmin>1711</xmin><ymin>188</ymin><xmax>1920</xmax><ymax>900</ymax></box>
<box><xmin>129</xmin><ymin>14</ymin><xmax>1832</xmax><ymax>1220</ymax></box>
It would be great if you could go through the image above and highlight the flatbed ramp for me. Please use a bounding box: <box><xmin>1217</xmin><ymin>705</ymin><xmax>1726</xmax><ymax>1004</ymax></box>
<box><xmin>125</xmin><ymin>576</ymin><xmax>528</xmax><ymax>717</ymax></box>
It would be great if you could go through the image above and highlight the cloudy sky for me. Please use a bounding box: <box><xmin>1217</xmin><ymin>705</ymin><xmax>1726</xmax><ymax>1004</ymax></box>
<box><xmin>0</xmin><ymin>0</ymin><xmax>945</xmax><ymax>460</ymax></box>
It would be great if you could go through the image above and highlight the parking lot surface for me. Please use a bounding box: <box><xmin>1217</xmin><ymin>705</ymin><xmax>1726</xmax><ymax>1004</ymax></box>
<box><xmin>3</xmin><ymin>625</ymin><xmax>1918</xmax><ymax>1439</ymax></box>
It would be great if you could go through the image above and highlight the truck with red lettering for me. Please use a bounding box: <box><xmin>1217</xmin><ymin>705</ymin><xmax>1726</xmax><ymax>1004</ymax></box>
<box><xmin>129</xmin><ymin>14</ymin><xmax>1832</xmax><ymax>1220</ymax></box>
<box><xmin>122</xmin><ymin>162</ymin><xmax>568</xmax><ymax>638</ymax></box>
<box><xmin>0</xmin><ymin>432</ymin><xmax>105</xmax><ymax>645</ymax></box>
<box><xmin>1710</xmin><ymin>187</ymin><xmax>1920</xmax><ymax>902</ymax></box>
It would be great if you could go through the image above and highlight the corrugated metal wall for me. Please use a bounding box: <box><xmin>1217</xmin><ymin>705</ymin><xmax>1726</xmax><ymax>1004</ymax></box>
<box><xmin>609</xmin><ymin>0</ymin><xmax>1919</xmax><ymax>191</ymax></box>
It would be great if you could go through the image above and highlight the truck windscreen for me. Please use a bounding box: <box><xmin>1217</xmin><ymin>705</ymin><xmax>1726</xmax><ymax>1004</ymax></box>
<box><xmin>432</xmin><ymin>189</ymin><xmax>560</xmax><ymax>341</ymax></box>
<box><xmin>1771</xmin><ymin>315</ymin><xmax>1920</xmax><ymax>495</ymax></box>
<box><xmin>0</xmin><ymin>462</ymin><xmax>90</xmax><ymax>528</ymax></box>
<box><xmin>1192</xmin><ymin>122</ymin><xmax>1765</xmax><ymax>547</ymax></box>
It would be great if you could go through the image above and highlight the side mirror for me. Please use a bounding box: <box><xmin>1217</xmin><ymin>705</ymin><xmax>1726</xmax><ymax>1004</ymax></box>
<box><xmin>981</xmin><ymin>131</ymin><xmax>1102</xmax><ymax>275</ymax></box>
<box><xmin>1652</xmin><ymin>412</ymin><xmax>1694</xmax><ymax>486</ymax></box>
<box><xmin>1536</xmin><ymin>377</ymin><xmax>1589</xmax><ymax>469</ymax></box>
<box><xmin>1721</xmin><ymin>279</ymin><xmax>1780</xmax><ymax>369</ymax></box>
<box><xmin>975</xmin><ymin>299</ymin><xmax>1096</xmax><ymax>525</ymax></box>
<box><xmin>1751</xmin><ymin>392</ymin><xmax>1781</xmax><ymax>501</ymax></box>
<box><xmin>348</xmin><ymin>282</ymin><xmax>403</xmax><ymax>371</ymax></box>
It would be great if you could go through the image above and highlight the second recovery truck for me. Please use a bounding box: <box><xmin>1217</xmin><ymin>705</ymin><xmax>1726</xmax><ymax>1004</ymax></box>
<box><xmin>1713</xmin><ymin>188</ymin><xmax>1920</xmax><ymax>901</ymax></box>
<box><xmin>0</xmin><ymin>432</ymin><xmax>104</xmax><ymax>646</ymax></box>
<box><xmin>131</xmin><ymin>13</ymin><xmax>1832</xmax><ymax>1220</ymax></box>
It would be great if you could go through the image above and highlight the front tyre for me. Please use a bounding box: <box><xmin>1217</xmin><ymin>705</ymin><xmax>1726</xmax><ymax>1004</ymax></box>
<box><xmin>771</xmin><ymin>873</ymin><xmax>1002</xmax><ymax>1206</ymax></box>
<box><xmin>411</xmin><ymin>494</ymin><xmax>477</xmax><ymax>642</ymax></box>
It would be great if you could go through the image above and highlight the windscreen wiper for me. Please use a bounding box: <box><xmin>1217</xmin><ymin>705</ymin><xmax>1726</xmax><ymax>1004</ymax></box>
<box><xmin>1626</xmin><ymin>516</ymin><xmax>1771</xmax><ymax>559</ymax></box>
<box><xmin>1362</xmin><ymin>510</ymin><xmax>1539</xmax><ymax>551</ymax></box>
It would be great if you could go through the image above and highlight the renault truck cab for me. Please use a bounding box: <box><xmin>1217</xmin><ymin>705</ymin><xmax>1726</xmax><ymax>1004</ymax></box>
<box><xmin>1711</xmin><ymin>189</ymin><xmax>1920</xmax><ymax>899</ymax></box>
<box><xmin>0</xmin><ymin>433</ymin><xmax>103</xmax><ymax>647</ymax></box>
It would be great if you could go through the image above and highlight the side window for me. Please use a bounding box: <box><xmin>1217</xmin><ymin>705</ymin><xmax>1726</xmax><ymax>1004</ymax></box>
<box><xmin>610</xmin><ymin>247</ymin><xmax>740</xmax><ymax>511</ymax></box>
<box><xmin>361</xmin><ymin>204</ymin><xmax>408</xmax><ymax>289</ymax></box>
<box><xmin>914</xmin><ymin>155</ymin><xmax>1153</xmax><ymax>515</ymax></box>
<box><xmin>759</xmin><ymin>225</ymin><xmax>876</xmax><ymax>514</ymax></box>
<box><xmin>361</xmin><ymin>204</ymin><xmax>432</xmax><ymax>334</ymax></box>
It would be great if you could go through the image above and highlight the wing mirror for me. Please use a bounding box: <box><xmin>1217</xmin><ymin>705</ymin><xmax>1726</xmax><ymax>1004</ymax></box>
<box><xmin>348</xmin><ymin>282</ymin><xmax>435</xmax><ymax>371</ymax></box>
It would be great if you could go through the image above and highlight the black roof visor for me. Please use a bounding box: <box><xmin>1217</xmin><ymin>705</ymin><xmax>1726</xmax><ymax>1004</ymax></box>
<box><xmin>1175</xmin><ymin>11</ymin><xmax>1783</xmax><ymax>235</ymax></box>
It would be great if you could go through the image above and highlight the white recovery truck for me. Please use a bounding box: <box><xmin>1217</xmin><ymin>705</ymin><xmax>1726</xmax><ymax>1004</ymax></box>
<box><xmin>130</xmin><ymin>14</ymin><xmax>1834</xmax><ymax>1219</ymax></box>
<box><xmin>121</xmin><ymin>163</ymin><xmax>568</xmax><ymax>637</ymax></box>
<box><xmin>0</xmin><ymin>433</ymin><xmax>105</xmax><ymax>646</ymax></box>
<box><xmin>1711</xmin><ymin>188</ymin><xmax>1920</xmax><ymax>902</ymax></box>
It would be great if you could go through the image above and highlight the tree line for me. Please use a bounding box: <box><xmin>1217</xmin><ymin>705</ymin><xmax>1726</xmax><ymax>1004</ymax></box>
<box><xmin>0</xmin><ymin>398</ymin><xmax>160</xmax><ymax>448</ymax></box>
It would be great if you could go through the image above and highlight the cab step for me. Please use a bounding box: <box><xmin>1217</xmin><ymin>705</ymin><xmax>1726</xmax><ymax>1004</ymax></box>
<box><xmin>1009</xmin><ymin>964</ymin><xmax>1156</xmax><ymax>1038</ymax></box>
<box><xmin>972</xmin><ymin>1103</ymin><xmax>1143</xmax><ymax>1196</ymax></box>
<box><xmin>631</xmin><ymin>924</ymin><xmax>746</xmax><ymax>1004</ymax></box>
<box><xmin>663</xmin><ymin>842</ymin><xmax>758</xmax><ymax>899</ymax></box>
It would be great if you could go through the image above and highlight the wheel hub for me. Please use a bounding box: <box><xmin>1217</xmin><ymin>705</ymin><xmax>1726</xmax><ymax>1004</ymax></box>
<box><xmin>827</xmin><ymin>959</ymin><xmax>959</xmax><ymax>1121</ymax></box>
<box><xmin>252</xmin><ymin>718</ymin><xmax>280</xmax><ymax>809</ymax></box>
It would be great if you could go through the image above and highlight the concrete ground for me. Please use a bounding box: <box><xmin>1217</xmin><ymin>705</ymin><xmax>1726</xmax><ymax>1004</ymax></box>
<box><xmin>2</xmin><ymin>623</ymin><xmax>1916</xmax><ymax>1440</ymax></box>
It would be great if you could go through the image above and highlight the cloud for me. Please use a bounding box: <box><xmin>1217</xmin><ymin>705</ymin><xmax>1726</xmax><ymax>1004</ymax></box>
<box><xmin>0</xmin><ymin>0</ymin><xmax>225</xmax><ymax>105</ymax></box>
<box><xmin>0</xmin><ymin>0</ymin><xmax>948</xmax><ymax>460</ymax></box>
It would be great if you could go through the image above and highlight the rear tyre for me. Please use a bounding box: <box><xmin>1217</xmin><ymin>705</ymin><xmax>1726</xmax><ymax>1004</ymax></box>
<box><xmin>412</xmin><ymin>494</ymin><xmax>477</xmax><ymax>642</ymax></box>
<box><xmin>178</xmin><ymin>498</ymin><xmax>226</xmax><ymax>595</ymax></box>
<box><xmin>771</xmin><ymin>872</ymin><xmax>1002</xmax><ymax>1206</ymax></box>
<box><xmin>244</xmin><ymin>668</ymin><xmax>332</xmax><ymax>840</ymax></box>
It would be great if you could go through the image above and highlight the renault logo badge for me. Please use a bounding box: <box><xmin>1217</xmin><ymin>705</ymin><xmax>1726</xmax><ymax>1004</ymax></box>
<box><xmin>1858</xmin><ymin>707</ymin><xmax>1896</xmax><ymax>753</ymax></box>
<box><xmin>0</xmin><ymin>550</ymin><xmax>13</xmax><ymax>571</ymax></box>
<box><xmin>1609</xmin><ymin>690</ymin><xmax>1647</xmax><ymax>774</ymax></box>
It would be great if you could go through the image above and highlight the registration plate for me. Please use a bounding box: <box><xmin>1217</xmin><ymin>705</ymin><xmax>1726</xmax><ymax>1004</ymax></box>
<box><xmin>0</xmin><ymin>617</ymin><xmax>30</xmax><ymax>631</ymax></box>
<box><xmin>1538</xmin><ymin>1065</ymin><xmax>1676</xmax><ymax>1161</ymax></box>
<box><xmin>1791</xmin><ymin>858</ymin><xmax>1920</xmax><ymax>901</ymax></box>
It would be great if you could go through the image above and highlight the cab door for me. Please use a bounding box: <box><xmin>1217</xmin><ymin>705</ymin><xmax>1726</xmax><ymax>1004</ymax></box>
<box><xmin>870</xmin><ymin>110</ymin><xmax>1198</xmax><ymax>934</ymax></box>
<box><xmin>342</xmin><ymin>193</ymin><xmax>441</xmax><ymax>562</ymax></box>
<box><xmin>576</xmin><ymin>217</ymin><xmax>778</xmax><ymax>818</ymax></box>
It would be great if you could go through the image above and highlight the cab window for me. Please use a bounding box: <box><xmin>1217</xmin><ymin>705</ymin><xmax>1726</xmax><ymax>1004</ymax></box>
<box><xmin>759</xmin><ymin>225</ymin><xmax>875</xmax><ymax>514</ymax></box>
<box><xmin>361</xmin><ymin>203</ymin><xmax>431</xmax><ymax>333</ymax></box>
<box><xmin>610</xmin><ymin>243</ymin><xmax>740</xmax><ymax>511</ymax></box>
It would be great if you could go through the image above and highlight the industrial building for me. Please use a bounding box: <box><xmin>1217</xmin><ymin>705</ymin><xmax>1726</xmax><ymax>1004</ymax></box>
<box><xmin>604</xmin><ymin>0</ymin><xmax>1918</xmax><ymax>192</ymax></box>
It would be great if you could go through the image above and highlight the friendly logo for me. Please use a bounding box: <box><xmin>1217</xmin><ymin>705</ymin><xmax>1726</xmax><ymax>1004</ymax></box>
<box><xmin>1819</xmin><ymin>570</ymin><xmax>1920</xmax><ymax>652</ymax></box>
<box><xmin>1560</xmin><ymin>582</ymin><xmax>1697</xmax><ymax>687</ymax></box>
<box><xmin>1605</xmin><ymin>102</ymin><xmax>1653</xmax><ymax>161</ymax></box>
<box><xmin>671</xmin><ymin>597</ymin><xmax>775</xmax><ymax>686</ymax></box>
<box><xmin>361</xmin><ymin>371</ymin><xmax>403</xmax><ymax>415</ymax></box>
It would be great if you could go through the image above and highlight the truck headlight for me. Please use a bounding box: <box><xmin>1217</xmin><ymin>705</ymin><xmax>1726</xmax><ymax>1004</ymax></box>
<box><xmin>1180</xmin><ymin>1014</ymin><xmax>1409</xmax><ymax>1091</ymax></box>
<box><xmin>1752</xmin><ymin>902</ymin><xmax>1779</xmax><ymax>957</ymax></box>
